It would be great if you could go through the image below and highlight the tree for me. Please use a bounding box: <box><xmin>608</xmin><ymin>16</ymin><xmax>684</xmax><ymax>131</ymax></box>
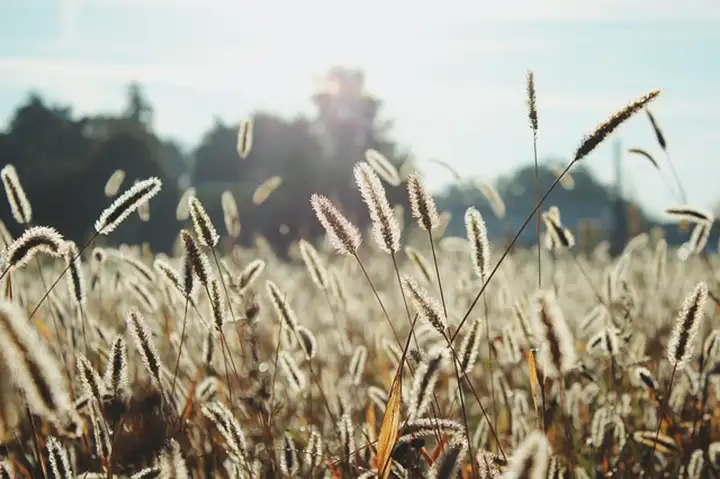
<box><xmin>0</xmin><ymin>86</ymin><xmax>183</xmax><ymax>252</ymax></box>
<box><xmin>190</xmin><ymin>66</ymin><xmax>413</xmax><ymax>256</ymax></box>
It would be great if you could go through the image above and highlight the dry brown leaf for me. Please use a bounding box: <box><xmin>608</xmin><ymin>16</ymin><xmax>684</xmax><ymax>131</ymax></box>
<box><xmin>376</xmin><ymin>377</ymin><xmax>402</xmax><ymax>479</ymax></box>
<box><xmin>528</xmin><ymin>349</ymin><xmax>540</xmax><ymax>419</ymax></box>
<box><xmin>366</xmin><ymin>403</ymin><xmax>377</xmax><ymax>444</ymax></box>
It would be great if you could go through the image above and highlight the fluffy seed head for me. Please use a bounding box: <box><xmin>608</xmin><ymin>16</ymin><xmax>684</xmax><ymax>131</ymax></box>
<box><xmin>3</xmin><ymin>226</ymin><xmax>64</xmax><ymax>272</ymax></box>
<box><xmin>407</xmin><ymin>172</ymin><xmax>439</xmax><ymax>231</ymax></box>
<box><xmin>364</xmin><ymin>148</ymin><xmax>401</xmax><ymax>186</ymax></box>
<box><xmin>188</xmin><ymin>196</ymin><xmax>219</xmax><ymax>247</ymax></box>
<box><xmin>237</xmin><ymin>118</ymin><xmax>253</xmax><ymax>159</ymax></box>
<box><xmin>668</xmin><ymin>281</ymin><xmax>708</xmax><ymax>368</ymax></box>
<box><xmin>464</xmin><ymin>207</ymin><xmax>490</xmax><ymax>282</ymax></box>
<box><xmin>403</xmin><ymin>274</ymin><xmax>446</xmax><ymax>335</ymax></box>
<box><xmin>104</xmin><ymin>169</ymin><xmax>126</xmax><ymax>197</ymax></box>
<box><xmin>125</xmin><ymin>307</ymin><xmax>162</xmax><ymax>387</ymax></box>
<box><xmin>221</xmin><ymin>190</ymin><xmax>241</xmax><ymax>238</ymax></box>
<box><xmin>573</xmin><ymin>89</ymin><xmax>661</xmax><ymax>161</ymax></box>
<box><xmin>176</xmin><ymin>187</ymin><xmax>196</xmax><ymax>221</ymax></box>
<box><xmin>64</xmin><ymin>241</ymin><xmax>85</xmax><ymax>307</ymax></box>
<box><xmin>310</xmin><ymin>194</ymin><xmax>361</xmax><ymax>256</ymax></box>
<box><xmin>526</xmin><ymin>70</ymin><xmax>538</xmax><ymax>131</ymax></box>
<box><xmin>95</xmin><ymin>177</ymin><xmax>162</xmax><ymax>235</ymax></box>
<box><xmin>354</xmin><ymin>161</ymin><xmax>401</xmax><ymax>254</ymax></box>
<box><xmin>1</xmin><ymin>164</ymin><xmax>32</xmax><ymax>225</ymax></box>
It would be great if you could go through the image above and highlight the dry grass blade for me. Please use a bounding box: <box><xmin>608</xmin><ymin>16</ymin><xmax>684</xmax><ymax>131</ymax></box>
<box><xmin>376</xmin><ymin>377</ymin><xmax>402</xmax><ymax>479</ymax></box>
<box><xmin>627</xmin><ymin>148</ymin><xmax>660</xmax><ymax>170</ymax></box>
<box><xmin>646</xmin><ymin>108</ymin><xmax>667</xmax><ymax>150</ymax></box>
<box><xmin>527</xmin><ymin>349</ymin><xmax>540</xmax><ymax>423</ymax></box>
<box><xmin>427</xmin><ymin>158</ymin><xmax>462</xmax><ymax>182</ymax></box>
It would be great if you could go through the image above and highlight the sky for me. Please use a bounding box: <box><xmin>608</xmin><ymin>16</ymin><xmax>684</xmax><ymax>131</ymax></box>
<box><xmin>1</xmin><ymin>0</ymin><xmax>719</xmax><ymax>219</ymax></box>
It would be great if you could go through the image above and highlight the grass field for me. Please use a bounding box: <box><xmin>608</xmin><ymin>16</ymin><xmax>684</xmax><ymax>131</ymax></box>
<box><xmin>0</xmin><ymin>86</ymin><xmax>718</xmax><ymax>478</ymax></box>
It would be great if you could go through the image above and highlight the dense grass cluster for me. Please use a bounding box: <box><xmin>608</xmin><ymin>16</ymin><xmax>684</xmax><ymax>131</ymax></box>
<box><xmin>1</xmin><ymin>83</ymin><xmax>719</xmax><ymax>479</ymax></box>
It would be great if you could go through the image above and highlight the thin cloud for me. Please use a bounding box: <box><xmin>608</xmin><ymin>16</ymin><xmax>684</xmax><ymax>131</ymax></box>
<box><xmin>58</xmin><ymin>0</ymin><xmax>720</xmax><ymax>22</ymax></box>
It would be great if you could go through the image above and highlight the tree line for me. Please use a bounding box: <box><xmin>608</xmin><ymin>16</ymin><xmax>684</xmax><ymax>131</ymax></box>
<box><xmin>0</xmin><ymin>66</ymin><xmax>693</xmax><ymax>257</ymax></box>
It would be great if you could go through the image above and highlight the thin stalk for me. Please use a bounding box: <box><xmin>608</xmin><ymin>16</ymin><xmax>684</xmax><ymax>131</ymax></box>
<box><xmin>169</xmin><ymin>296</ymin><xmax>191</xmax><ymax>401</ymax></box>
<box><xmin>427</xmin><ymin>231</ymin><xmax>448</xmax><ymax>318</ymax></box>
<box><xmin>27</xmin><ymin>232</ymin><xmax>100</xmax><ymax>320</ymax></box>
<box><xmin>425</xmin><ymin>230</ymin><xmax>478</xmax><ymax>475</ymax></box>
<box><xmin>451</xmin><ymin>160</ymin><xmax>577</xmax><ymax>343</ymax></box>
<box><xmin>532</xmin><ymin>129</ymin><xmax>542</xmax><ymax>288</ymax></box>
<box><xmin>644</xmin><ymin>364</ymin><xmax>677</xmax><ymax>471</ymax></box>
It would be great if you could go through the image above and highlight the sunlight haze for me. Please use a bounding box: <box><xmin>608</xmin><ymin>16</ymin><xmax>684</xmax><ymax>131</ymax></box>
<box><xmin>1</xmin><ymin>0</ymin><xmax>719</xmax><ymax>218</ymax></box>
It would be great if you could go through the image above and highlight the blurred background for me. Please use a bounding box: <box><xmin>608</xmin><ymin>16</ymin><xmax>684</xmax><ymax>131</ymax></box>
<box><xmin>0</xmin><ymin>0</ymin><xmax>719</xmax><ymax>256</ymax></box>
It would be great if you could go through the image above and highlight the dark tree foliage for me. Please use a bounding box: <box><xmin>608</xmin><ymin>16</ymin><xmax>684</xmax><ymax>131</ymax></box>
<box><xmin>0</xmin><ymin>67</ymin><xmax>691</xmax><ymax>256</ymax></box>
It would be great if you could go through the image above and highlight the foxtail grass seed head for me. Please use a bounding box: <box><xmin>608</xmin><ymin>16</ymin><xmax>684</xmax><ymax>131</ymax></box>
<box><xmin>180</xmin><ymin>230</ymin><xmax>210</xmax><ymax>288</ymax></box>
<box><xmin>403</xmin><ymin>274</ymin><xmax>447</xmax><ymax>335</ymax></box>
<box><xmin>668</xmin><ymin>281</ymin><xmax>708</xmax><ymax>368</ymax></box>
<box><xmin>542</xmin><ymin>206</ymin><xmax>575</xmax><ymax>249</ymax></box>
<box><xmin>237</xmin><ymin>118</ymin><xmax>253</xmax><ymax>159</ymax></box>
<box><xmin>298</xmin><ymin>239</ymin><xmax>329</xmax><ymax>291</ymax></box>
<box><xmin>3</xmin><ymin>226</ymin><xmax>64</xmax><ymax>272</ymax></box>
<box><xmin>365</xmin><ymin>148</ymin><xmax>401</xmax><ymax>186</ymax></box>
<box><xmin>76</xmin><ymin>354</ymin><xmax>106</xmax><ymax>404</ymax></box>
<box><xmin>221</xmin><ymin>190</ymin><xmax>241</xmax><ymax>238</ymax></box>
<box><xmin>125</xmin><ymin>307</ymin><xmax>162</xmax><ymax>387</ymax></box>
<box><xmin>295</xmin><ymin>325</ymin><xmax>317</xmax><ymax>359</ymax></box>
<box><xmin>310</xmin><ymin>194</ymin><xmax>361</xmax><ymax>256</ymax></box>
<box><xmin>64</xmin><ymin>241</ymin><xmax>85</xmax><ymax>307</ymax></box>
<box><xmin>0</xmin><ymin>220</ymin><xmax>12</xmax><ymax>249</ymax></box>
<box><xmin>354</xmin><ymin>161</ymin><xmax>401</xmax><ymax>254</ymax></box>
<box><xmin>176</xmin><ymin>187</ymin><xmax>196</xmax><ymax>221</ymax></box>
<box><xmin>532</xmin><ymin>290</ymin><xmax>577</xmax><ymax>377</ymax></box>
<box><xmin>430</xmin><ymin>434</ymin><xmax>468</xmax><ymax>479</ymax></box>
<box><xmin>408</xmin><ymin>347</ymin><xmax>449</xmax><ymax>421</ymax></box>
<box><xmin>526</xmin><ymin>70</ymin><xmax>538</xmax><ymax>132</ymax></box>
<box><xmin>266</xmin><ymin>280</ymin><xmax>299</xmax><ymax>331</ymax></box>
<box><xmin>159</xmin><ymin>439</ymin><xmax>190</xmax><ymax>479</ymax></box>
<box><xmin>46</xmin><ymin>436</ymin><xmax>73</xmax><ymax>479</ymax></box>
<box><xmin>137</xmin><ymin>200</ymin><xmax>150</xmax><ymax>222</ymax></box>
<box><xmin>0</xmin><ymin>300</ymin><xmax>77</xmax><ymax>426</ymax></box>
<box><xmin>574</xmin><ymin>89</ymin><xmax>661</xmax><ymax>161</ymax></box>
<box><xmin>1</xmin><ymin>164</ymin><xmax>32</xmax><ymax>225</ymax></box>
<box><xmin>95</xmin><ymin>177</ymin><xmax>162</xmax><ymax>235</ymax></box>
<box><xmin>278</xmin><ymin>351</ymin><xmax>306</xmax><ymax>392</ymax></box>
<box><xmin>457</xmin><ymin>317</ymin><xmax>482</xmax><ymax>374</ymax></box>
<box><xmin>104</xmin><ymin>335</ymin><xmax>128</xmax><ymax>399</ymax></box>
<box><xmin>407</xmin><ymin>172</ymin><xmax>439</xmax><ymax>231</ymax></box>
<box><xmin>473</xmin><ymin>179</ymin><xmax>506</xmax><ymax>219</ymax></box>
<box><xmin>550</xmin><ymin>164</ymin><xmax>575</xmax><ymax>190</ymax></box>
<box><xmin>236</xmin><ymin>258</ymin><xmax>265</xmax><ymax>291</ymax></box>
<box><xmin>465</xmin><ymin>207</ymin><xmax>490</xmax><ymax>282</ymax></box>
<box><xmin>188</xmin><ymin>196</ymin><xmax>219</xmax><ymax>248</ymax></box>
<box><xmin>209</xmin><ymin>278</ymin><xmax>225</xmax><ymax>331</ymax></box>
<box><xmin>252</xmin><ymin>176</ymin><xmax>283</xmax><ymax>205</ymax></box>
<box><xmin>349</xmin><ymin>345</ymin><xmax>368</xmax><ymax>385</ymax></box>
<box><xmin>503</xmin><ymin>430</ymin><xmax>550</xmax><ymax>479</ymax></box>
<box><xmin>664</xmin><ymin>205</ymin><xmax>713</xmax><ymax>225</ymax></box>
<box><xmin>104</xmin><ymin>169</ymin><xmax>126</xmax><ymax>197</ymax></box>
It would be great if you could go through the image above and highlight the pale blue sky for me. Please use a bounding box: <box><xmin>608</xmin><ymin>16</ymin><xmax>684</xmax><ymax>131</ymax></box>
<box><xmin>1</xmin><ymin>0</ymin><xmax>719</xmax><ymax>218</ymax></box>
